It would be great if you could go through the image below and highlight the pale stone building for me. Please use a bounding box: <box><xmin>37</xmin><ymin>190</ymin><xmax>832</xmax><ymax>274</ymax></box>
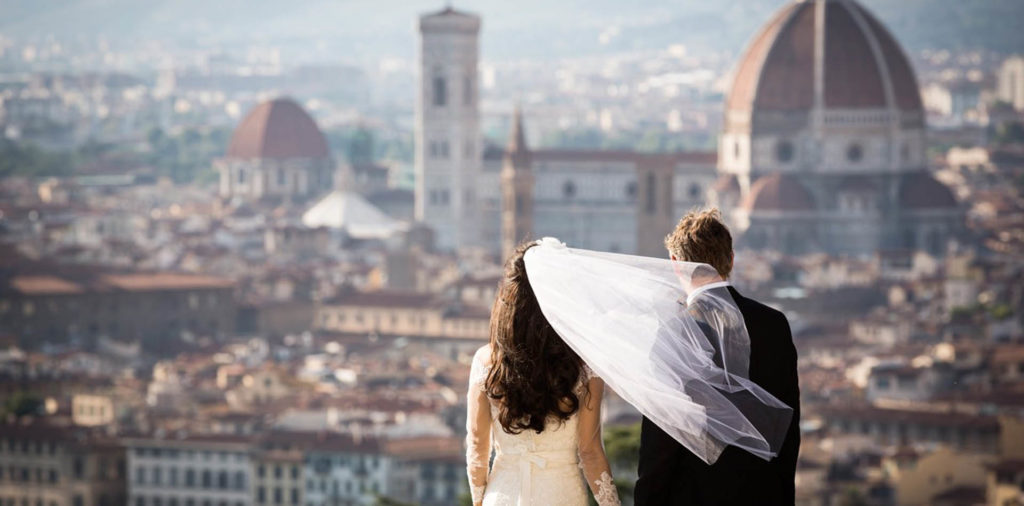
<box><xmin>711</xmin><ymin>0</ymin><xmax>963</xmax><ymax>256</ymax></box>
<box><xmin>415</xmin><ymin>7</ymin><xmax>482</xmax><ymax>251</ymax></box>
<box><xmin>997</xmin><ymin>55</ymin><xmax>1024</xmax><ymax>112</ymax></box>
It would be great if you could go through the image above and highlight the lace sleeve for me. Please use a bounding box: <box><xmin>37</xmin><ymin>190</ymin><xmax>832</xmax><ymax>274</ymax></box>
<box><xmin>466</xmin><ymin>346</ymin><xmax>492</xmax><ymax>506</ymax></box>
<box><xmin>577</xmin><ymin>376</ymin><xmax>621</xmax><ymax>506</ymax></box>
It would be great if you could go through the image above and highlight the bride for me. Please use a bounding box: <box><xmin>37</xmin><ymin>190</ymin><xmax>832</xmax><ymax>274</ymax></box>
<box><xmin>466</xmin><ymin>241</ymin><xmax>621</xmax><ymax>506</ymax></box>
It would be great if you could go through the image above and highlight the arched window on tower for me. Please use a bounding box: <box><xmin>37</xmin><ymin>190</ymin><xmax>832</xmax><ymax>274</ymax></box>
<box><xmin>432</xmin><ymin>71</ymin><xmax>447</xmax><ymax>107</ymax></box>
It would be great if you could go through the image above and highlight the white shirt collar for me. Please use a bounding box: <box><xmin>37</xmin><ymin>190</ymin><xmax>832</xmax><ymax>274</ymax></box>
<box><xmin>686</xmin><ymin>280</ymin><xmax>732</xmax><ymax>306</ymax></box>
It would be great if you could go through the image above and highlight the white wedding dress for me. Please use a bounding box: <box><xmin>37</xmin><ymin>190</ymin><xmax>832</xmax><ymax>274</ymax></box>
<box><xmin>466</xmin><ymin>345</ymin><xmax>621</xmax><ymax>506</ymax></box>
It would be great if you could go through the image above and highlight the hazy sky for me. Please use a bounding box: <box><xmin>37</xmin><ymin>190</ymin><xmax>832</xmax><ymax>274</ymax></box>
<box><xmin>2</xmin><ymin>0</ymin><xmax>1022</xmax><ymax>66</ymax></box>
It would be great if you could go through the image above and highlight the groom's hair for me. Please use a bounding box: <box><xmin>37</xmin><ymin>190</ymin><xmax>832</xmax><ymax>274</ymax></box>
<box><xmin>665</xmin><ymin>208</ymin><xmax>733</xmax><ymax>278</ymax></box>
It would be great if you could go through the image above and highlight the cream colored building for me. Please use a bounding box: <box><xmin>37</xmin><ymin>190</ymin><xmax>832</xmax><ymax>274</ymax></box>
<box><xmin>315</xmin><ymin>291</ymin><xmax>489</xmax><ymax>342</ymax></box>
<box><xmin>894</xmin><ymin>447</ymin><xmax>992</xmax><ymax>505</ymax></box>
<box><xmin>997</xmin><ymin>56</ymin><xmax>1024</xmax><ymax>112</ymax></box>
<box><xmin>253</xmin><ymin>450</ymin><xmax>305</xmax><ymax>506</ymax></box>
<box><xmin>71</xmin><ymin>394</ymin><xmax>118</xmax><ymax>427</ymax></box>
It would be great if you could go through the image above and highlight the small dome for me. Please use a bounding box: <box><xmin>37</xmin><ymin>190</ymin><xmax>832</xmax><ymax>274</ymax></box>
<box><xmin>227</xmin><ymin>98</ymin><xmax>329</xmax><ymax>160</ymax></box>
<box><xmin>742</xmin><ymin>173</ymin><xmax>815</xmax><ymax>212</ymax></box>
<box><xmin>899</xmin><ymin>172</ymin><xmax>957</xmax><ymax>209</ymax></box>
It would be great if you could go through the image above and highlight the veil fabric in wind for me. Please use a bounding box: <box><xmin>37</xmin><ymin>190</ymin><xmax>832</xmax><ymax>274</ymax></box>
<box><xmin>523</xmin><ymin>238</ymin><xmax>793</xmax><ymax>464</ymax></box>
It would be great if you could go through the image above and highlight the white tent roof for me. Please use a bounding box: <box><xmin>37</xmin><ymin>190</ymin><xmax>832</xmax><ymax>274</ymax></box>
<box><xmin>302</xmin><ymin>190</ymin><xmax>405</xmax><ymax>239</ymax></box>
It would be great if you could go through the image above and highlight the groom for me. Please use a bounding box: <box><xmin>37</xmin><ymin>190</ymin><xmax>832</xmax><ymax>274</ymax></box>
<box><xmin>634</xmin><ymin>209</ymin><xmax>801</xmax><ymax>505</ymax></box>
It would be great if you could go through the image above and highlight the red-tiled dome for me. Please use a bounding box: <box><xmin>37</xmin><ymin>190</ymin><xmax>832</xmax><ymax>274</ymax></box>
<box><xmin>726</xmin><ymin>0</ymin><xmax>922</xmax><ymax>117</ymax></box>
<box><xmin>742</xmin><ymin>173</ymin><xmax>815</xmax><ymax>211</ymax></box>
<box><xmin>227</xmin><ymin>98</ymin><xmax>329</xmax><ymax>160</ymax></box>
<box><xmin>899</xmin><ymin>172</ymin><xmax>957</xmax><ymax>209</ymax></box>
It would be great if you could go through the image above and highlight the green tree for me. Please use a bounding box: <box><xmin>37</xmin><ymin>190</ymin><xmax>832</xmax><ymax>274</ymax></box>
<box><xmin>4</xmin><ymin>392</ymin><xmax>43</xmax><ymax>417</ymax></box>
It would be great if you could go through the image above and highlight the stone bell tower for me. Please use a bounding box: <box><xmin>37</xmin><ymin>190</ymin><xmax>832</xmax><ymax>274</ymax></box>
<box><xmin>501</xmin><ymin>107</ymin><xmax>534</xmax><ymax>259</ymax></box>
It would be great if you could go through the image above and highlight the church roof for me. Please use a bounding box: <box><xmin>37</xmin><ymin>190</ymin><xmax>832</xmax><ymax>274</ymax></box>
<box><xmin>226</xmin><ymin>98</ymin><xmax>329</xmax><ymax>160</ymax></box>
<box><xmin>504</xmin><ymin>107</ymin><xmax>531</xmax><ymax>168</ymax></box>
<box><xmin>899</xmin><ymin>172</ymin><xmax>958</xmax><ymax>209</ymax></box>
<box><xmin>302</xmin><ymin>190</ymin><xmax>404</xmax><ymax>239</ymax></box>
<box><xmin>742</xmin><ymin>173</ymin><xmax>816</xmax><ymax>212</ymax></box>
<box><xmin>726</xmin><ymin>0</ymin><xmax>922</xmax><ymax>117</ymax></box>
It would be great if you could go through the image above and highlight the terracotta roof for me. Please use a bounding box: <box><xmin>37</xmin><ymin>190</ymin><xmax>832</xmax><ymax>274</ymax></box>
<box><xmin>10</xmin><ymin>275</ymin><xmax>84</xmax><ymax>295</ymax></box>
<box><xmin>741</xmin><ymin>173</ymin><xmax>816</xmax><ymax>211</ymax></box>
<box><xmin>3</xmin><ymin>270</ymin><xmax>234</xmax><ymax>296</ymax></box>
<box><xmin>226</xmin><ymin>98</ymin><xmax>329</xmax><ymax>160</ymax></box>
<box><xmin>898</xmin><ymin>172</ymin><xmax>957</xmax><ymax>209</ymax></box>
<box><xmin>726</xmin><ymin>0</ymin><xmax>922</xmax><ymax>115</ymax></box>
<box><xmin>100</xmin><ymin>273</ymin><xmax>234</xmax><ymax>291</ymax></box>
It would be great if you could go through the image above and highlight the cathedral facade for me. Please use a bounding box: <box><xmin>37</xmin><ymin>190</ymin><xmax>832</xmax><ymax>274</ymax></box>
<box><xmin>711</xmin><ymin>0</ymin><xmax>963</xmax><ymax>256</ymax></box>
<box><xmin>416</xmin><ymin>7</ymin><xmax>717</xmax><ymax>257</ymax></box>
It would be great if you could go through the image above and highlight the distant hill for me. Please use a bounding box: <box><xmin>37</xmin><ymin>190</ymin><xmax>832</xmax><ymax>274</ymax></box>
<box><xmin>0</xmin><ymin>0</ymin><xmax>1021</xmax><ymax>63</ymax></box>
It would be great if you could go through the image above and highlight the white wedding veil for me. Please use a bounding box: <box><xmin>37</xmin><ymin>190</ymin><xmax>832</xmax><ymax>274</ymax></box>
<box><xmin>523</xmin><ymin>237</ymin><xmax>793</xmax><ymax>464</ymax></box>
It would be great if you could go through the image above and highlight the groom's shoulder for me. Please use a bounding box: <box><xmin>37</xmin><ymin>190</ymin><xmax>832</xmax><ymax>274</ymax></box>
<box><xmin>736</xmin><ymin>293</ymin><xmax>791</xmax><ymax>334</ymax></box>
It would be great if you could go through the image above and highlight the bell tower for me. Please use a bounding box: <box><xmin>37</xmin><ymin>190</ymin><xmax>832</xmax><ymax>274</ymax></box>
<box><xmin>501</xmin><ymin>107</ymin><xmax>534</xmax><ymax>259</ymax></box>
<box><xmin>415</xmin><ymin>7</ymin><xmax>482</xmax><ymax>251</ymax></box>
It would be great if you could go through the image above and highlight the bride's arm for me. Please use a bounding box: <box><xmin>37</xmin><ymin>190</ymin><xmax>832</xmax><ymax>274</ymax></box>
<box><xmin>466</xmin><ymin>347</ymin><xmax>492</xmax><ymax>506</ymax></box>
<box><xmin>577</xmin><ymin>375</ymin><xmax>621</xmax><ymax>506</ymax></box>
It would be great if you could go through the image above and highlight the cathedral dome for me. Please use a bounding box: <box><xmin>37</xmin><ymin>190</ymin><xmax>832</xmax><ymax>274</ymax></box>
<box><xmin>742</xmin><ymin>173</ymin><xmax>816</xmax><ymax>212</ymax></box>
<box><xmin>726</xmin><ymin>0</ymin><xmax>922</xmax><ymax>127</ymax></box>
<box><xmin>227</xmin><ymin>98</ymin><xmax>329</xmax><ymax>160</ymax></box>
<box><xmin>899</xmin><ymin>172</ymin><xmax>957</xmax><ymax>209</ymax></box>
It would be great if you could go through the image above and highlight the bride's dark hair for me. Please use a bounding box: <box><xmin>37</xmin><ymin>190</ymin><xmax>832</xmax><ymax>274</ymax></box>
<box><xmin>485</xmin><ymin>241</ymin><xmax>586</xmax><ymax>434</ymax></box>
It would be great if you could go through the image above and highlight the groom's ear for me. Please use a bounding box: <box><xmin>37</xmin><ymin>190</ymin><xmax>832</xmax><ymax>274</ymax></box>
<box><xmin>670</xmin><ymin>254</ymin><xmax>677</xmax><ymax>261</ymax></box>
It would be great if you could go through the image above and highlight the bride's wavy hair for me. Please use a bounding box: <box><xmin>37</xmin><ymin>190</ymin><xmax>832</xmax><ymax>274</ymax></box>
<box><xmin>485</xmin><ymin>241</ymin><xmax>586</xmax><ymax>434</ymax></box>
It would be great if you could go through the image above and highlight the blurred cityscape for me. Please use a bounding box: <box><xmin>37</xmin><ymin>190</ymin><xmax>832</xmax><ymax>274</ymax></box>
<box><xmin>1</xmin><ymin>0</ymin><xmax>1023</xmax><ymax>505</ymax></box>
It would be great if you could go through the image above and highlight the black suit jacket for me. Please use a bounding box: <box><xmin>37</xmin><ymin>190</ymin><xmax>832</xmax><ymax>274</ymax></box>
<box><xmin>634</xmin><ymin>286</ymin><xmax>801</xmax><ymax>506</ymax></box>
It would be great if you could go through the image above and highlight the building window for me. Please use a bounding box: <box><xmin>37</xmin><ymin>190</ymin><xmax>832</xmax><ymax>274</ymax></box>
<box><xmin>463</xmin><ymin>75</ymin><xmax>473</xmax><ymax>105</ymax></box>
<box><xmin>234</xmin><ymin>471</ymin><xmax>246</xmax><ymax>490</ymax></box>
<box><xmin>185</xmin><ymin>469</ymin><xmax>195</xmax><ymax>487</ymax></box>
<box><xmin>562</xmin><ymin>180</ymin><xmax>576</xmax><ymax>199</ymax></box>
<box><xmin>776</xmin><ymin>140</ymin><xmax>794</xmax><ymax>163</ymax></box>
<box><xmin>847</xmin><ymin>143</ymin><xmax>864</xmax><ymax>163</ymax></box>
<box><xmin>277</xmin><ymin>168</ymin><xmax>286</xmax><ymax>186</ymax></box>
<box><xmin>237</xmin><ymin>168</ymin><xmax>246</xmax><ymax>184</ymax></box>
<box><xmin>625</xmin><ymin>181</ymin><xmax>637</xmax><ymax>200</ymax></box>
<box><xmin>432</xmin><ymin>74</ymin><xmax>447</xmax><ymax>107</ymax></box>
<box><xmin>688</xmin><ymin>183</ymin><xmax>701</xmax><ymax>199</ymax></box>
